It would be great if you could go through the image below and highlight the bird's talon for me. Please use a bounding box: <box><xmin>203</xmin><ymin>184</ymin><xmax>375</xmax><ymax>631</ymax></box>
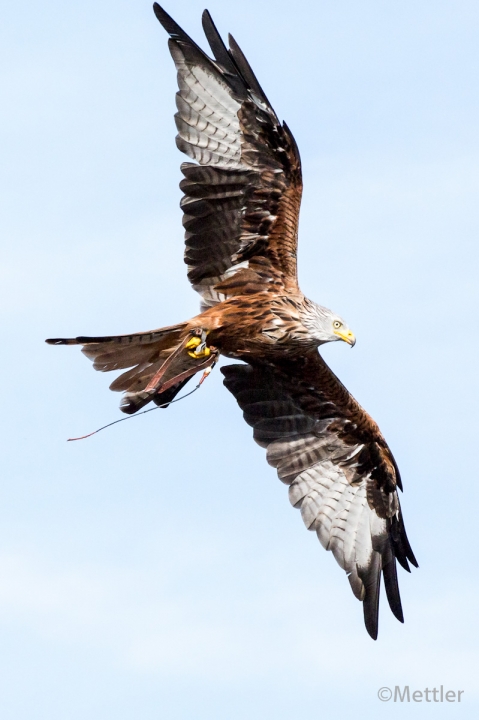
<box><xmin>185</xmin><ymin>336</ymin><xmax>202</xmax><ymax>351</ymax></box>
<box><xmin>187</xmin><ymin>345</ymin><xmax>211</xmax><ymax>359</ymax></box>
<box><xmin>185</xmin><ymin>333</ymin><xmax>211</xmax><ymax>359</ymax></box>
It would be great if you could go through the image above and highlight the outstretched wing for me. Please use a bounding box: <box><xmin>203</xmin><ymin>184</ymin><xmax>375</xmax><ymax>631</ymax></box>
<box><xmin>154</xmin><ymin>4</ymin><xmax>302</xmax><ymax>309</ymax></box>
<box><xmin>221</xmin><ymin>352</ymin><xmax>417</xmax><ymax>639</ymax></box>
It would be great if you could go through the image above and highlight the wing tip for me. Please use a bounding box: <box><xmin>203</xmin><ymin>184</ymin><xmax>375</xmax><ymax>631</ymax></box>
<box><xmin>364</xmin><ymin>595</ymin><xmax>379</xmax><ymax>640</ymax></box>
<box><xmin>390</xmin><ymin>507</ymin><xmax>419</xmax><ymax>571</ymax></box>
<box><xmin>360</xmin><ymin>552</ymin><xmax>382</xmax><ymax>640</ymax></box>
<box><xmin>153</xmin><ymin>2</ymin><xmax>200</xmax><ymax>51</ymax></box>
<box><xmin>383</xmin><ymin>558</ymin><xmax>405</xmax><ymax>624</ymax></box>
<box><xmin>152</xmin><ymin>3</ymin><xmax>176</xmax><ymax>34</ymax></box>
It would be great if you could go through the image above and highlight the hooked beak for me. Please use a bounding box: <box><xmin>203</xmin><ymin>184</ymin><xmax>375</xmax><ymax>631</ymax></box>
<box><xmin>334</xmin><ymin>329</ymin><xmax>356</xmax><ymax>347</ymax></box>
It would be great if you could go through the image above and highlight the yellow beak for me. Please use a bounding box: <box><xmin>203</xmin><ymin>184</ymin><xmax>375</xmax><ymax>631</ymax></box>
<box><xmin>334</xmin><ymin>329</ymin><xmax>356</xmax><ymax>346</ymax></box>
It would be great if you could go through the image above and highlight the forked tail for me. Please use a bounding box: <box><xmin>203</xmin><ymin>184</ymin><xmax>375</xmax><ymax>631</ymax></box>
<box><xmin>46</xmin><ymin>322</ymin><xmax>217</xmax><ymax>414</ymax></box>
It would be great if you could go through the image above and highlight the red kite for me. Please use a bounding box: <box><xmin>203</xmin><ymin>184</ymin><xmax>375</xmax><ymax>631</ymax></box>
<box><xmin>47</xmin><ymin>3</ymin><xmax>417</xmax><ymax>639</ymax></box>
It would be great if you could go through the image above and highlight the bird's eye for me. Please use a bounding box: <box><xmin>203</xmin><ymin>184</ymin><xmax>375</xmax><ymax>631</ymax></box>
<box><xmin>333</xmin><ymin>320</ymin><xmax>342</xmax><ymax>329</ymax></box>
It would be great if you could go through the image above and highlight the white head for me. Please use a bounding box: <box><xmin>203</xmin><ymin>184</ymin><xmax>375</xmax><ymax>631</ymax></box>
<box><xmin>303</xmin><ymin>300</ymin><xmax>356</xmax><ymax>347</ymax></box>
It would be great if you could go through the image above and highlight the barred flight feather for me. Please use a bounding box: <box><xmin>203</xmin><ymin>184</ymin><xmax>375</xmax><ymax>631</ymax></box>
<box><xmin>222</xmin><ymin>353</ymin><xmax>417</xmax><ymax>640</ymax></box>
<box><xmin>153</xmin><ymin>3</ymin><xmax>302</xmax><ymax>310</ymax></box>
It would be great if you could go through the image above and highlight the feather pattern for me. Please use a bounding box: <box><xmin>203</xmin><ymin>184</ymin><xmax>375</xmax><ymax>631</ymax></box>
<box><xmin>221</xmin><ymin>353</ymin><xmax>417</xmax><ymax>640</ymax></box>
<box><xmin>154</xmin><ymin>4</ymin><xmax>302</xmax><ymax>310</ymax></box>
<box><xmin>45</xmin><ymin>323</ymin><xmax>199</xmax><ymax>412</ymax></box>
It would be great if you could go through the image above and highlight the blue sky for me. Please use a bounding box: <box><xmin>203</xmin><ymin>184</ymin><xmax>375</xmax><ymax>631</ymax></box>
<box><xmin>2</xmin><ymin>0</ymin><xmax>478</xmax><ymax>717</ymax></box>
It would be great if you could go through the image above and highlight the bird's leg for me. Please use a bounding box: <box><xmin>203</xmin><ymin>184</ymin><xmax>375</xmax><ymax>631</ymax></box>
<box><xmin>142</xmin><ymin>329</ymin><xmax>215</xmax><ymax>396</ymax></box>
<box><xmin>185</xmin><ymin>328</ymin><xmax>211</xmax><ymax>359</ymax></box>
<box><xmin>155</xmin><ymin>346</ymin><xmax>219</xmax><ymax>394</ymax></box>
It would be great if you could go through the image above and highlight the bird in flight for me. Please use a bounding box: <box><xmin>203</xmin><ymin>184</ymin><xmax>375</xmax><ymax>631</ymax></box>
<box><xmin>47</xmin><ymin>3</ymin><xmax>417</xmax><ymax>639</ymax></box>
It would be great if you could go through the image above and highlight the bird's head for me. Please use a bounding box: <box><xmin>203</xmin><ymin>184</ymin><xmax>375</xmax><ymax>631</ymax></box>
<box><xmin>304</xmin><ymin>302</ymin><xmax>356</xmax><ymax>347</ymax></box>
<box><xmin>330</xmin><ymin>315</ymin><xmax>356</xmax><ymax>346</ymax></box>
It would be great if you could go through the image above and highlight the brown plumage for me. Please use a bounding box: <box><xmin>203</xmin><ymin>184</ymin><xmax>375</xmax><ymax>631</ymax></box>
<box><xmin>46</xmin><ymin>3</ymin><xmax>417</xmax><ymax>639</ymax></box>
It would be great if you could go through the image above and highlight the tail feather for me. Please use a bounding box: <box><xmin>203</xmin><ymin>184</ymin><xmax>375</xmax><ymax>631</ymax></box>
<box><xmin>119</xmin><ymin>334</ymin><xmax>216</xmax><ymax>414</ymax></box>
<box><xmin>46</xmin><ymin>323</ymin><xmax>186</xmax><ymax>349</ymax></box>
<box><xmin>120</xmin><ymin>376</ymin><xmax>194</xmax><ymax>415</ymax></box>
<box><xmin>45</xmin><ymin>322</ymin><xmax>215</xmax><ymax>412</ymax></box>
<box><xmin>109</xmin><ymin>357</ymin><xmax>169</xmax><ymax>392</ymax></box>
<box><xmin>47</xmin><ymin>322</ymin><xmax>218</xmax><ymax>413</ymax></box>
<box><xmin>154</xmin><ymin>377</ymin><xmax>193</xmax><ymax>408</ymax></box>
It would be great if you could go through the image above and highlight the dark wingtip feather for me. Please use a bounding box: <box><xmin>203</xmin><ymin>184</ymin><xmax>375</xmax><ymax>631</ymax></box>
<box><xmin>390</xmin><ymin>453</ymin><xmax>403</xmax><ymax>492</ymax></box>
<box><xmin>154</xmin><ymin>4</ymin><xmax>244</xmax><ymax>101</ymax></box>
<box><xmin>202</xmin><ymin>10</ymin><xmax>238</xmax><ymax>76</ymax></box>
<box><xmin>396</xmin><ymin>555</ymin><xmax>411</xmax><ymax>573</ymax></box>
<box><xmin>404</xmin><ymin>532</ymin><xmax>419</xmax><ymax>569</ymax></box>
<box><xmin>153</xmin><ymin>3</ymin><xmax>205</xmax><ymax>55</ymax></box>
<box><xmin>383</xmin><ymin>559</ymin><xmax>404</xmax><ymax>623</ymax></box>
<box><xmin>389</xmin><ymin>506</ymin><xmax>419</xmax><ymax>571</ymax></box>
<box><xmin>227</xmin><ymin>33</ymin><xmax>274</xmax><ymax>111</ymax></box>
<box><xmin>362</xmin><ymin>554</ymin><xmax>381</xmax><ymax>640</ymax></box>
<box><xmin>364</xmin><ymin>607</ymin><xmax>379</xmax><ymax>640</ymax></box>
<box><xmin>152</xmin><ymin>3</ymin><xmax>185</xmax><ymax>40</ymax></box>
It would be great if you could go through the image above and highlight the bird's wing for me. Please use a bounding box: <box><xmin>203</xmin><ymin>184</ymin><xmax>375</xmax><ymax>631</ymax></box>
<box><xmin>154</xmin><ymin>4</ymin><xmax>302</xmax><ymax>309</ymax></box>
<box><xmin>221</xmin><ymin>352</ymin><xmax>417</xmax><ymax>639</ymax></box>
